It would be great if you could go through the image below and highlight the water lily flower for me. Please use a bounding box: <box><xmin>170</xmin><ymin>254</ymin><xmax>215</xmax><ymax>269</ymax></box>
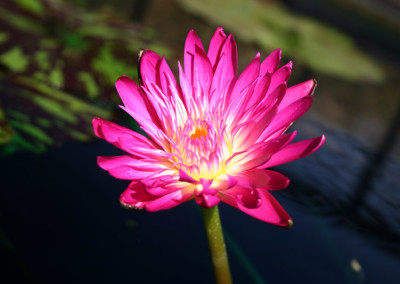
<box><xmin>93</xmin><ymin>27</ymin><xmax>325</xmax><ymax>227</ymax></box>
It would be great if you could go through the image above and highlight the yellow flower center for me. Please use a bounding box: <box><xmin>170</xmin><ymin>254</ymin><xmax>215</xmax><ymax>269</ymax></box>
<box><xmin>190</xmin><ymin>125</ymin><xmax>208</xmax><ymax>140</ymax></box>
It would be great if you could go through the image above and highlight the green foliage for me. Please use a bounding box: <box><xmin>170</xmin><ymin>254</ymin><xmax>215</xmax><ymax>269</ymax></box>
<box><xmin>48</xmin><ymin>61</ymin><xmax>64</xmax><ymax>87</ymax></box>
<box><xmin>0</xmin><ymin>0</ymin><xmax>169</xmax><ymax>155</ymax></box>
<box><xmin>92</xmin><ymin>44</ymin><xmax>137</xmax><ymax>85</ymax></box>
<box><xmin>0</xmin><ymin>32</ymin><xmax>8</xmax><ymax>44</ymax></box>
<box><xmin>78</xmin><ymin>71</ymin><xmax>100</xmax><ymax>99</ymax></box>
<box><xmin>0</xmin><ymin>7</ymin><xmax>45</xmax><ymax>34</ymax></box>
<box><xmin>34</xmin><ymin>51</ymin><xmax>51</xmax><ymax>70</ymax></box>
<box><xmin>15</xmin><ymin>0</ymin><xmax>45</xmax><ymax>15</ymax></box>
<box><xmin>178</xmin><ymin>0</ymin><xmax>384</xmax><ymax>82</ymax></box>
<box><xmin>0</xmin><ymin>47</ymin><xmax>29</xmax><ymax>73</ymax></box>
<box><xmin>0</xmin><ymin>106</ymin><xmax>14</xmax><ymax>144</ymax></box>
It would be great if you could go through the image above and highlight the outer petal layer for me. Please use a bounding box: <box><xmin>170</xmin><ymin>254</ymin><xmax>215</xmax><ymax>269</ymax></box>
<box><xmin>221</xmin><ymin>187</ymin><xmax>292</xmax><ymax>226</ymax></box>
<box><xmin>120</xmin><ymin>182</ymin><xmax>193</xmax><ymax>211</ymax></box>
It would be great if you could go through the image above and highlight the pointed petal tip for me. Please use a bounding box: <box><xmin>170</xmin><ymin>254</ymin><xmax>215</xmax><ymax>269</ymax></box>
<box><xmin>115</xmin><ymin>74</ymin><xmax>131</xmax><ymax>85</ymax></box>
<box><xmin>311</xmin><ymin>79</ymin><xmax>318</xmax><ymax>95</ymax></box>
<box><xmin>272</xmin><ymin>48</ymin><xmax>282</xmax><ymax>60</ymax></box>
<box><xmin>320</xmin><ymin>134</ymin><xmax>326</xmax><ymax>145</ymax></box>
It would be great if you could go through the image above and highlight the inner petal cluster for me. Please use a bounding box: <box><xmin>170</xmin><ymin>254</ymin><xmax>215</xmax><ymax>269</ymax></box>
<box><xmin>171</xmin><ymin>115</ymin><xmax>231</xmax><ymax>181</ymax></box>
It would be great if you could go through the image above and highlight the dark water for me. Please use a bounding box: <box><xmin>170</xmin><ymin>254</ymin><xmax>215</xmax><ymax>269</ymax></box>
<box><xmin>1</xmin><ymin>139</ymin><xmax>400</xmax><ymax>284</ymax></box>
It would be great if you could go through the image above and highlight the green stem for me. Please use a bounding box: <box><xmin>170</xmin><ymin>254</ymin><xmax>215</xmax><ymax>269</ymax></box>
<box><xmin>201</xmin><ymin>205</ymin><xmax>233</xmax><ymax>284</ymax></box>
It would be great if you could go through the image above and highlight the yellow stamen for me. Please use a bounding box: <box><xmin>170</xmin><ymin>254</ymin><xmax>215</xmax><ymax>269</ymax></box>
<box><xmin>190</xmin><ymin>126</ymin><xmax>208</xmax><ymax>139</ymax></box>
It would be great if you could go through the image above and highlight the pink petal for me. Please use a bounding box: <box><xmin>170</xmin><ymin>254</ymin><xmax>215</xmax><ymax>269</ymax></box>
<box><xmin>195</xmin><ymin>194</ymin><xmax>221</xmax><ymax>208</ymax></box>
<box><xmin>210</xmin><ymin>174</ymin><xmax>238</xmax><ymax>191</ymax></box>
<box><xmin>244</xmin><ymin>74</ymin><xmax>272</xmax><ymax>112</ymax></box>
<box><xmin>178</xmin><ymin>61</ymin><xmax>193</xmax><ymax>113</ymax></box>
<box><xmin>120</xmin><ymin>182</ymin><xmax>193</xmax><ymax>211</ymax></box>
<box><xmin>115</xmin><ymin>75</ymin><xmax>161</xmax><ymax>127</ymax></box>
<box><xmin>208</xmin><ymin>26</ymin><xmax>227</xmax><ymax>68</ymax></box>
<box><xmin>158</xmin><ymin>57</ymin><xmax>180</xmax><ymax>98</ymax></box>
<box><xmin>261</xmin><ymin>135</ymin><xmax>326</xmax><ymax>168</ymax></box>
<box><xmin>279</xmin><ymin>79</ymin><xmax>316</xmax><ymax>111</ymax></box>
<box><xmin>192</xmin><ymin>45</ymin><xmax>213</xmax><ymax>96</ymax></box>
<box><xmin>120</xmin><ymin>182</ymin><xmax>155</xmax><ymax>210</ymax></box>
<box><xmin>145</xmin><ymin>189</ymin><xmax>193</xmax><ymax>212</ymax></box>
<box><xmin>97</xmin><ymin>156</ymin><xmax>170</xmax><ymax>180</ymax></box>
<box><xmin>228</xmin><ymin>132</ymin><xmax>297</xmax><ymax>173</ymax></box>
<box><xmin>232</xmin><ymin>106</ymin><xmax>278</xmax><ymax>151</ymax></box>
<box><xmin>227</xmin><ymin>53</ymin><xmax>260</xmax><ymax>109</ymax></box>
<box><xmin>179</xmin><ymin>169</ymin><xmax>197</xmax><ymax>183</ymax></box>
<box><xmin>210</xmin><ymin>33</ymin><xmax>237</xmax><ymax>108</ymax></box>
<box><xmin>260</xmin><ymin>49</ymin><xmax>281</xmax><ymax>76</ymax></box>
<box><xmin>240</xmin><ymin>169</ymin><xmax>290</xmax><ymax>190</ymax></box>
<box><xmin>221</xmin><ymin>188</ymin><xmax>292</xmax><ymax>226</ymax></box>
<box><xmin>259</xmin><ymin>82</ymin><xmax>286</xmax><ymax>113</ymax></box>
<box><xmin>222</xmin><ymin>181</ymin><xmax>261</xmax><ymax>209</ymax></box>
<box><xmin>139</xmin><ymin>49</ymin><xmax>161</xmax><ymax>87</ymax></box>
<box><xmin>184</xmin><ymin>30</ymin><xmax>208</xmax><ymax>85</ymax></box>
<box><xmin>92</xmin><ymin>117</ymin><xmax>160</xmax><ymax>156</ymax></box>
<box><xmin>120</xmin><ymin>105</ymin><xmax>169</xmax><ymax>148</ymax></box>
<box><xmin>268</xmin><ymin>61</ymin><xmax>292</xmax><ymax>94</ymax></box>
<box><xmin>260</xmin><ymin>96</ymin><xmax>313</xmax><ymax>140</ymax></box>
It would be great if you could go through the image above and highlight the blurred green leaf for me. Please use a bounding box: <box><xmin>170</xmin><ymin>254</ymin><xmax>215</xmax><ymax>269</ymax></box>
<box><xmin>0</xmin><ymin>32</ymin><xmax>8</xmax><ymax>44</ymax></box>
<box><xmin>178</xmin><ymin>0</ymin><xmax>384</xmax><ymax>82</ymax></box>
<box><xmin>92</xmin><ymin>43</ymin><xmax>137</xmax><ymax>85</ymax></box>
<box><xmin>0</xmin><ymin>106</ymin><xmax>14</xmax><ymax>144</ymax></box>
<box><xmin>0</xmin><ymin>47</ymin><xmax>29</xmax><ymax>73</ymax></box>
<box><xmin>15</xmin><ymin>0</ymin><xmax>45</xmax><ymax>16</ymax></box>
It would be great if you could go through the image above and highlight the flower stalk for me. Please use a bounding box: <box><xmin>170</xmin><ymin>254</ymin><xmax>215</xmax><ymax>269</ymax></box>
<box><xmin>201</xmin><ymin>205</ymin><xmax>232</xmax><ymax>284</ymax></box>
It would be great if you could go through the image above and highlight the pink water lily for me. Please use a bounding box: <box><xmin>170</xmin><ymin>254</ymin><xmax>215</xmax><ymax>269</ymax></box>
<box><xmin>93</xmin><ymin>27</ymin><xmax>325</xmax><ymax>227</ymax></box>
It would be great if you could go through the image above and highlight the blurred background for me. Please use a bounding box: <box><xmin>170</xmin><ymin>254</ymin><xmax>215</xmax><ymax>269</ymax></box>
<box><xmin>1</xmin><ymin>0</ymin><xmax>400</xmax><ymax>283</ymax></box>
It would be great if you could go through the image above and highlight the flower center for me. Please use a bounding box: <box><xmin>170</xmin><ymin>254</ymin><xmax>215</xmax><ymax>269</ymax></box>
<box><xmin>190</xmin><ymin>125</ymin><xmax>208</xmax><ymax>140</ymax></box>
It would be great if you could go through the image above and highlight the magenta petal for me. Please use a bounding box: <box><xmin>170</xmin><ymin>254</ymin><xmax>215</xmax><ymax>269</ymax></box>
<box><xmin>228</xmin><ymin>53</ymin><xmax>260</xmax><ymax>107</ymax></box>
<box><xmin>92</xmin><ymin>117</ymin><xmax>159</xmax><ymax>155</ymax></box>
<box><xmin>262</xmin><ymin>96</ymin><xmax>313</xmax><ymax>139</ymax></box>
<box><xmin>120</xmin><ymin>182</ymin><xmax>193</xmax><ymax>211</ymax></box>
<box><xmin>146</xmin><ymin>189</ymin><xmax>193</xmax><ymax>212</ymax></box>
<box><xmin>210</xmin><ymin>34</ymin><xmax>237</xmax><ymax>108</ymax></box>
<box><xmin>120</xmin><ymin>182</ymin><xmax>155</xmax><ymax>210</ymax></box>
<box><xmin>97</xmin><ymin>156</ymin><xmax>168</xmax><ymax>180</ymax></box>
<box><xmin>115</xmin><ymin>75</ymin><xmax>160</xmax><ymax>127</ymax></box>
<box><xmin>139</xmin><ymin>50</ymin><xmax>161</xmax><ymax>86</ymax></box>
<box><xmin>279</xmin><ymin>79</ymin><xmax>316</xmax><ymax>111</ymax></box>
<box><xmin>184</xmin><ymin>29</ymin><xmax>206</xmax><ymax>84</ymax></box>
<box><xmin>195</xmin><ymin>193</ymin><xmax>221</xmax><ymax>208</ymax></box>
<box><xmin>262</xmin><ymin>135</ymin><xmax>325</xmax><ymax>168</ymax></box>
<box><xmin>263</xmin><ymin>170</ymin><xmax>290</xmax><ymax>190</ymax></box>
<box><xmin>221</xmin><ymin>188</ymin><xmax>292</xmax><ymax>226</ymax></box>
<box><xmin>179</xmin><ymin>169</ymin><xmax>197</xmax><ymax>183</ymax></box>
<box><xmin>228</xmin><ymin>132</ymin><xmax>297</xmax><ymax>172</ymax></box>
<box><xmin>244</xmin><ymin>74</ymin><xmax>272</xmax><ymax>111</ymax></box>
<box><xmin>240</xmin><ymin>169</ymin><xmax>290</xmax><ymax>190</ymax></box>
<box><xmin>97</xmin><ymin>155</ymin><xmax>137</xmax><ymax>170</ymax></box>
<box><xmin>222</xmin><ymin>181</ymin><xmax>261</xmax><ymax>209</ymax></box>
<box><xmin>158</xmin><ymin>57</ymin><xmax>180</xmax><ymax>96</ymax></box>
<box><xmin>260</xmin><ymin>49</ymin><xmax>281</xmax><ymax>75</ymax></box>
<box><xmin>269</xmin><ymin>61</ymin><xmax>292</xmax><ymax>93</ymax></box>
<box><xmin>208</xmin><ymin>26</ymin><xmax>227</xmax><ymax>68</ymax></box>
<box><xmin>193</xmin><ymin>45</ymin><xmax>213</xmax><ymax>95</ymax></box>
